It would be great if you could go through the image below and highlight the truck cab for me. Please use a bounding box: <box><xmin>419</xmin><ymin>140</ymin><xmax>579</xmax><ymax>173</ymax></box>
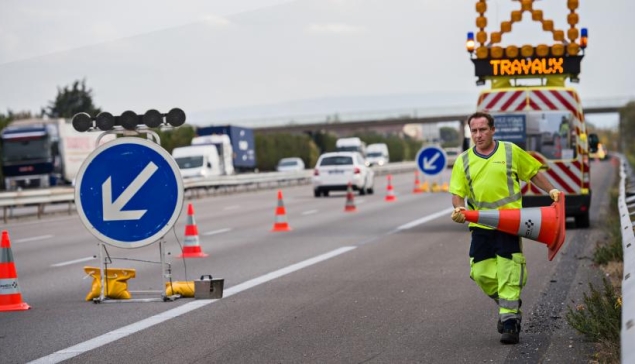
<box><xmin>172</xmin><ymin>145</ymin><xmax>222</xmax><ymax>179</ymax></box>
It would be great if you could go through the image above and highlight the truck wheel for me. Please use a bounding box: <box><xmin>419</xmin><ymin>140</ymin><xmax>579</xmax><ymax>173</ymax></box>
<box><xmin>575</xmin><ymin>211</ymin><xmax>590</xmax><ymax>228</ymax></box>
<box><xmin>323</xmin><ymin>190</ymin><xmax>329</xmax><ymax>197</ymax></box>
<box><xmin>314</xmin><ymin>189</ymin><xmax>320</xmax><ymax>198</ymax></box>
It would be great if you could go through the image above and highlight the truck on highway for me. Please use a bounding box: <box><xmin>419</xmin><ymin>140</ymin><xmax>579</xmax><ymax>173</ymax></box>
<box><xmin>335</xmin><ymin>137</ymin><xmax>367</xmax><ymax>158</ymax></box>
<box><xmin>366</xmin><ymin>143</ymin><xmax>390</xmax><ymax>166</ymax></box>
<box><xmin>466</xmin><ymin>1</ymin><xmax>597</xmax><ymax>227</ymax></box>
<box><xmin>1</xmin><ymin>118</ymin><xmax>113</xmax><ymax>191</ymax></box>
<box><xmin>171</xmin><ymin>144</ymin><xmax>222</xmax><ymax>179</ymax></box>
<box><xmin>190</xmin><ymin>134</ymin><xmax>235</xmax><ymax>175</ymax></box>
<box><xmin>196</xmin><ymin>125</ymin><xmax>256</xmax><ymax>173</ymax></box>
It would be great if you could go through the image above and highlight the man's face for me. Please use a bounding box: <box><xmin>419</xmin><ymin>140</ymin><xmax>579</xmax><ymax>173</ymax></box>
<box><xmin>469</xmin><ymin>116</ymin><xmax>495</xmax><ymax>150</ymax></box>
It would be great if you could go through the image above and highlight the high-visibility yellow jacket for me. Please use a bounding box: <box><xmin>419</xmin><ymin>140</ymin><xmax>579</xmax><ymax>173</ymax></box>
<box><xmin>449</xmin><ymin>141</ymin><xmax>543</xmax><ymax>228</ymax></box>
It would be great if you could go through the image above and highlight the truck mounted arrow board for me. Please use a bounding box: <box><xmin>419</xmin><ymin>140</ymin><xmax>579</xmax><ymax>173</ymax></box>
<box><xmin>75</xmin><ymin>137</ymin><xmax>184</xmax><ymax>248</ymax></box>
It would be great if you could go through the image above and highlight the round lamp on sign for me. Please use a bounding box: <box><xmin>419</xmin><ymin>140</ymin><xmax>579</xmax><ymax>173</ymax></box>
<box><xmin>143</xmin><ymin>109</ymin><xmax>163</xmax><ymax>128</ymax></box>
<box><xmin>166</xmin><ymin>108</ymin><xmax>186</xmax><ymax>127</ymax></box>
<box><xmin>466</xmin><ymin>32</ymin><xmax>475</xmax><ymax>53</ymax></box>
<box><xmin>72</xmin><ymin>112</ymin><xmax>92</xmax><ymax>132</ymax></box>
<box><xmin>521</xmin><ymin>45</ymin><xmax>534</xmax><ymax>58</ymax></box>
<box><xmin>95</xmin><ymin>112</ymin><xmax>115</xmax><ymax>131</ymax></box>
<box><xmin>120</xmin><ymin>110</ymin><xmax>139</xmax><ymax>130</ymax></box>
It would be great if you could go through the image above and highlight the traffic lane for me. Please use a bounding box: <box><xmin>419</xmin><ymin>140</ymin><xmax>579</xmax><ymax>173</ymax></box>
<box><xmin>68</xmin><ymin>215</ymin><xmax>543</xmax><ymax>363</ymax></box>
<box><xmin>6</xmin><ymin>181</ymin><xmax>454</xmax><ymax>362</ymax></box>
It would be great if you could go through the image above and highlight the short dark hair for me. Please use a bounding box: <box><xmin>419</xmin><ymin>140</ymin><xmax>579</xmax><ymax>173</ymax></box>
<box><xmin>467</xmin><ymin>111</ymin><xmax>495</xmax><ymax>128</ymax></box>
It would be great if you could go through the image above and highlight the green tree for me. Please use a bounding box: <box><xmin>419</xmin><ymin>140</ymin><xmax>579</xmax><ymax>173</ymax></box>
<box><xmin>255</xmin><ymin>132</ymin><xmax>320</xmax><ymax>171</ymax></box>
<box><xmin>156</xmin><ymin>125</ymin><xmax>196</xmax><ymax>154</ymax></box>
<box><xmin>619</xmin><ymin>101</ymin><xmax>635</xmax><ymax>163</ymax></box>
<box><xmin>42</xmin><ymin>79</ymin><xmax>101</xmax><ymax>118</ymax></box>
<box><xmin>439</xmin><ymin>126</ymin><xmax>461</xmax><ymax>147</ymax></box>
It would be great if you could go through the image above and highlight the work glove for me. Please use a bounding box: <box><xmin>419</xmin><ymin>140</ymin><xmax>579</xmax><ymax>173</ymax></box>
<box><xmin>549</xmin><ymin>189</ymin><xmax>561</xmax><ymax>202</ymax></box>
<box><xmin>451</xmin><ymin>207</ymin><xmax>466</xmax><ymax>224</ymax></box>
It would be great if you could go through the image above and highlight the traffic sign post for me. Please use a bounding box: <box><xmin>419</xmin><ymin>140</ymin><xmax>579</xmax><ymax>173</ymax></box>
<box><xmin>416</xmin><ymin>145</ymin><xmax>448</xmax><ymax>177</ymax></box>
<box><xmin>75</xmin><ymin>136</ymin><xmax>184</xmax><ymax>302</ymax></box>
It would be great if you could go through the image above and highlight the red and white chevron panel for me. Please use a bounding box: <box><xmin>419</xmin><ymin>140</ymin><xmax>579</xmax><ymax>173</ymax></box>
<box><xmin>477</xmin><ymin>90</ymin><xmax>526</xmax><ymax>112</ymax></box>
<box><xmin>522</xmin><ymin>153</ymin><xmax>590</xmax><ymax>196</ymax></box>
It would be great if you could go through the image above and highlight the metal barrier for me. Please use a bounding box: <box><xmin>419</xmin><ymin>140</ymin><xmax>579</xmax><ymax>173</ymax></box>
<box><xmin>0</xmin><ymin>162</ymin><xmax>418</xmax><ymax>222</ymax></box>
<box><xmin>618</xmin><ymin>155</ymin><xmax>635</xmax><ymax>364</ymax></box>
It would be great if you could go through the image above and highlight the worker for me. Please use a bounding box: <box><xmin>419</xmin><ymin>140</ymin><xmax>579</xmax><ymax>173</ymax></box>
<box><xmin>449</xmin><ymin>111</ymin><xmax>560</xmax><ymax>344</ymax></box>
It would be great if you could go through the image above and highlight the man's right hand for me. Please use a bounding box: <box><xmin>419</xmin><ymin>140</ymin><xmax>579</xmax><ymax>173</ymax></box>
<box><xmin>451</xmin><ymin>207</ymin><xmax>466</xmax><ymax>223</ymax></box>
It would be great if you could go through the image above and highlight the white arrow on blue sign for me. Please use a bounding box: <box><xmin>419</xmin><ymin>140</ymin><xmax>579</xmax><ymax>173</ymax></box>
<box><xmin>415</xmin><ymin>145</ymin><xmax>447</xmax><ymax>176</ymax></box>
<box><xmin>75</xmin><ymin>137</ymin><xmax>184</xmax><ymax>249</ymax></box>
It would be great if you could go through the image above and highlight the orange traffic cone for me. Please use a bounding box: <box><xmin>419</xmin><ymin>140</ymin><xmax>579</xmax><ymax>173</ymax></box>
<box><xmin>441</xmin><ymin>181</ymin><xmax>449</xmax><ymax>192</ymax></box>
<box><xmin>344</xmin><ymin>182</ymin><xmax>357</xmax><ymax>212</ymax></box>
<box><xmin>178</xmin><ymin>204</ymin><xmax>208</xmax><ymax>258</ymax></box>
<box><xmin>0</xmin><ymin>230</ymin><xmax>30</xmax><ymax>311</ymax></box>
<box><xmin>413</xmin><ymin>171</ymin><xmax>423</xmax><ymax>194</ymax></box>
<box><xmin>385</xmin><ymin>175</ymin><xmax>396</xmax><ymax>202</ymax></box>
<box><xmin>461</xmin><ymin>196</ymin><xmax>566</xmax><ymax>261</ymax></box>
<box><xmin>272</xmin><ymin>190</ymin><xmax>292</xmax><ymax>231</ymax></box>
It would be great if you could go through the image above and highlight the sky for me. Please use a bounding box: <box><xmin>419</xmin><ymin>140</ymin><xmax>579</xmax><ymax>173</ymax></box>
<box><xmin>0</xmin><ymin>0</ymin><xmax>632</xmax><ymax>129</ymax></box>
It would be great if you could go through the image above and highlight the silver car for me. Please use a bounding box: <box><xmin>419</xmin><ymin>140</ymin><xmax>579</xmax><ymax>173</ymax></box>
<box><xmin>312</xmin><ymin>152</ymin><xmax>375</xmax><ymax>197</ymax></box>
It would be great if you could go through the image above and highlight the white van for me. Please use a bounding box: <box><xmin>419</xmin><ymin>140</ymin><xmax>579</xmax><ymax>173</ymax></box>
<box><xmin>191</xmin><ymin>135</ymin><xmax>235</xmax><ymax>175</ymax></box>
<box><xmin>335</xmin><ymin>137</ymin><xmax>367</xmax><ymax>159</ymax></box>
<box><xmin>366</xmin><ymin>143</ymin><xmax>390</xmax><ymax>166</ymax></box>
<box><xmin>172</xmin><ymin>145</ymin><xmax>221</xmax><ymax>178</ymax></box>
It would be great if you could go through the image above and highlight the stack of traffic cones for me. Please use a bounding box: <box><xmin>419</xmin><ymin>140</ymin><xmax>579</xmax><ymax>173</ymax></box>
<box><xmin>385</xmin><ymin>175</ymin><xmax>396</xmax><ymax>202</ymax></box>
<box><xmin>344</xmin><ymin>182</ymin><xmax>357</xmax><ymax>212</ymax></box>
<box><xmin>272</xmin><ymin>190</ymin><xmax>292</xmax><ymax>231</ymax></box>
<box><xmin>413</xmin><ymin>171</ymin><xmax>423</xmax><ymax>194</ymax></box>
<box><xmin>0</xmin><ymin>230</ymin><xmax>30</xmax><ymax>311</ymax></box>
<box><xmin>178</xmin><ymin>204</ymin><xmax>208</xmax><ymax>258</ymax></box>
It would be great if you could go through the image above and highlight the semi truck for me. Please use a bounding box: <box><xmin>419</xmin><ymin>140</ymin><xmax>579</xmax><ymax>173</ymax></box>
<box><xmin>195</xmin><ymin>125</ymin><xmax>256</xmax><ymax>173</ymax></box>
<box><xmin>1</xmin><ymin>118</ymin><xmax>113</xmax><ymax>191</ymax></box>
<box><xmin>466</xmin><ymin>0</ymin><xmax>597</xmax><ymax>227</ymax></box>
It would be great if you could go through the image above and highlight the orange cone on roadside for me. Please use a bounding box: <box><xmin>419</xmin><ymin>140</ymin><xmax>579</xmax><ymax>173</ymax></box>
<box><xmin>461</xmin><ymin>196</ymin><xmax>566</xmax><ymax>261</ymax></box>
<box><xmin>0</xmin><ymin>230</ymin><xmax>30</xmax><ymax>311</ymax></box>
<box><xmin>178</xmin><ymin>204</ymin><xmax>208</xmax><ymax>258</ymax></box>
<box><xmin>272</xmin><ymin>190</ymin><xmax>292</xmax><ymax>231</ymax></box>
<box><xmin>344</xmin><ymin>182</ymin><xmax>357</xmax><ymax>212</ymax></box>
<box><xmin>413</xmin><ymin>171</ymin><xmax>423</xmax><ymax>194</ymax></box>
<box><xmin>385</xmin><ymin>175</ymin><xmax>396</xmax><ymax>202</ymax></box>
<box><xmin>441</xmin><ymin>181</ymin><xmax>449</xmax><ymax>192</ymax></box>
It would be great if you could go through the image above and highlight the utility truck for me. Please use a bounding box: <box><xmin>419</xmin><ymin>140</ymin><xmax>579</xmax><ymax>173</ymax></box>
<box><xmin>1</xmin><ymin>118</ymin><xmax>113</xmax><ymax>190</ymax></box>
<box><xmin>196</xmin><ymin>125</ymin><xmax>256</xmax><ymax>173</ymax></box>
<box><xmin>171</xmin><ymin>145</ymin><xmax>222</xmax><ymax>179</ymax></box>
<box><xmin>466</xmin><ymin>0</ymin><xmax>597</xmax><ymax>227</ymax></box>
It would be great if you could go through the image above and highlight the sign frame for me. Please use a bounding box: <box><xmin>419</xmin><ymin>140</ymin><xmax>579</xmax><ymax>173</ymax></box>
<box><xmin>75</xmin><ymin>137</ymin><xmax>184</xmax><ymax>249</ymax></box>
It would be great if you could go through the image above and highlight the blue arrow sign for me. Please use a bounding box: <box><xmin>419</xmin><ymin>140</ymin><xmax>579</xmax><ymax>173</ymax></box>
<box><xmin>416</xmin><ymin>146</ymin><xmax>447</xmax><ymax>176</ymax></box>
<box><xmin>75</xmin><ymin>137</ymin><xmax>184</xmax><ymax>248</ymax></box>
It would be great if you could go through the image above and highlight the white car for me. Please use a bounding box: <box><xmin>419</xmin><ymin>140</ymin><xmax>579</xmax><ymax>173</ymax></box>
<box><xmin>443</xmin><ymin>147</ymin><xmax>462</xmax><ymax>168</ymax></box>
<box><xmin>312</xmin><ymin>152</ymin><xmax>374</xmax><ymax>197</ymax></box>
<box><xmin>276</xmin><ymin>157</ymin><xmax>305</xmax><ymax>172</ymax></box>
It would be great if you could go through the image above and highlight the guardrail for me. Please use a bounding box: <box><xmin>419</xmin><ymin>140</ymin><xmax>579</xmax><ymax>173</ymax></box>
<box><xmin>618</xmin><ymin>155</ymin><xmax>635</xmax><ymax>364</ymax></box>
<box><xmin>0</xmin><ymin>162</ymin><xmax>418</xmax><ymax>223</ymax></box>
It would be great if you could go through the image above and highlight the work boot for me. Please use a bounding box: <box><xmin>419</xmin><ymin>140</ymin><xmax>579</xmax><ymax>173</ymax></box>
<box><xmin>497</xmin><ymin>299</ymin><xmax>522</xmax><ymax>334</ymax></box>
<box><xmin>500</xmin><ymin>319</ymin><xmax>521</xmax><ymax>344</ymax></box>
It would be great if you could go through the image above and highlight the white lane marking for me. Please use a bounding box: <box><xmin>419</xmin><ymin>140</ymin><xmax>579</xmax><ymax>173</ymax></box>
<box><xmin>223</xmin><ymin>205</ymin><xmax>240</xmax><ymax>210</ymax></box>
<box><xmin>29</xmin><ymin>246</ymin><xmax>356</xmax><ymax>364</ymax></box>
<box><xmin>14</xmin><ymin>235</ymin><xmax>53</xmax><ymax>243</ymax></box>
<box><xmin>51</xmin><ymin>257</ymin><xmax>96</xmax><ymax>268</ymax></box>
<box><xmin>301</xmin><ymin>209</ymin><xmax>318</xmax><ymax>216</ymax></box>
<box><xmin>396</xmin><ymin>208</ymin><xmax>454</xmax><ymax>230</ymax></box>
<box><xmin>202</xmin><ymin>228</ymin><xmax>232</xmax><ymax>236</ymax></box>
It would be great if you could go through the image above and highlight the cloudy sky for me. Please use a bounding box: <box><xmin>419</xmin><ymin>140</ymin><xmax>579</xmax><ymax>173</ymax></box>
<box><xmin>0</xmin><ymin>0</ymin><xmax>632</xmax><ymax>128</ymax></box>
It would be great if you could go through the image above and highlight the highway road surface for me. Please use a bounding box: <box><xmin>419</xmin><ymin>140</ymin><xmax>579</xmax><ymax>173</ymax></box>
<box><xmin>0</xmin><ymin>162</ymin><xmax>615</xmax><ymax>363</ymax></box>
